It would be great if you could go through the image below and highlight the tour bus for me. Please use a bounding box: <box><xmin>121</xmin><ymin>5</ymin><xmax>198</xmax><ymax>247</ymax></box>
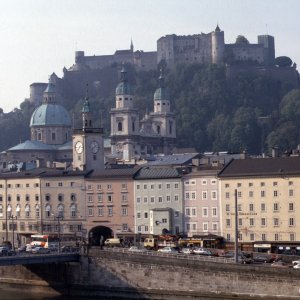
<box><xmin>30</xmin><ymin>235</ymin><xmax>59</xmax><ymax>249</ymax></box>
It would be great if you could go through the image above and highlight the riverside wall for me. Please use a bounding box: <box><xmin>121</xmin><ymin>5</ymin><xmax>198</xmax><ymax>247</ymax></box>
<box><xmin>1</xmin><ymin>249</ymin><xmax>300</xmax><ymax>299</ymax></box>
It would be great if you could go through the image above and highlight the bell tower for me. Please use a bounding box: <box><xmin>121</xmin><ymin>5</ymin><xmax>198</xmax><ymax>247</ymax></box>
<box><xmin>73</xmin><ymin>87</ymin><xmax>104</xmax><ymax>172</ymax></box>
<box><xmin>110</xmin><ymin>65</ymin><xmax>140</xmax><ymax>161</ymax></box>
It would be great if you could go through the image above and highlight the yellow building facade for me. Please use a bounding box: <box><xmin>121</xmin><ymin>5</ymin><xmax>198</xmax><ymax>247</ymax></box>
<box><xmin>219</xmin><ymin>157</ymin><xmax>300</xmax><ymax>245</ymax></box>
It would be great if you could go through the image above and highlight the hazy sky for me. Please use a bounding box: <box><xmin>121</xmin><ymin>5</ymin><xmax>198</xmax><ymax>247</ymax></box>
<box><xmin>0</xmin><ymin>0</ymin><xmax>299</xmax><ymax>112</ymax></box>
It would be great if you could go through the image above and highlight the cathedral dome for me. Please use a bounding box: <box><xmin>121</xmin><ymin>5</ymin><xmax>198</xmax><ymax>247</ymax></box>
<box><xmin>30</xmin><ymin>103</ymin><xmax>72</xmax><ymax>127</ymax></box>
<box><xmin>115</xmin><ymin>81</ymin><xmax>132</xmax><ymax>95</ymax></box>
<box><xmin>154</xmin><ymin>87</ymin><xmax>168</xmax><ymax>100</ymax></box>
<box><xmin>115</xmin><ymin>65</ymin><xmax>132</xmax><ymax>95</ymax></box>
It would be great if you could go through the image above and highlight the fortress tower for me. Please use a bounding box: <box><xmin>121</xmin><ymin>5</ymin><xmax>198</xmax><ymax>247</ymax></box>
<box><xmin>212</xmin><ymin>25</ymin><xmax>225</xmax><ymax>65</ymax></box>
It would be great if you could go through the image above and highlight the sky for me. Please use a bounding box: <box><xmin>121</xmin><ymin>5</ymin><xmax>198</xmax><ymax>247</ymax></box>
<box><xmin>0</xmin><ymin>0</ymin><xmax>299</xmax><ymax>112</ymax></box>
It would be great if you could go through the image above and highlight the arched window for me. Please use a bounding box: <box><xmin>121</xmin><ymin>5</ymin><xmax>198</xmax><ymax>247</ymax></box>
<box><xmin>45</xmin><ymin>194</ymin><xmax>51</xmax><ymax>201</ymax></box>
<box><xmin>16</xmin><ymin>204</ymin><xmax>21</xmax><ymax>217</ymax></box>
<box><xmin>58</xmin><ymin>194</ymin><xmax>64</xmax><ymax>201</ymax></box>
<box><xmin>157</xmin><ymin>125</ymin><xmax>161</xmax><ymax>135</ymax></box>
<box><xmin>58</xmin><ymin>204</ymin><xmax>64</xmax><ymax>218</ymax></box>
<box><xmin>70</xmin><ymin>204</ymin><xmax>77</xmax><ymax>218</ymax></box>
<box><xmin>35</xmin><ymin>204</ymin><xmax>40</xmax><ymax>218</ymax></box>
<box><xmin>45</xmin><ymin>204</ymin><xmax>51</xmax><ymax>218</ymax></box>
<box><xmin>118</xmin><ymin>122</ymin><xmax>123</xmax><ymax>131</ymax></box>
<box><xmin>25</xmin><ymin>204</ymin><xmax>30</xmax><ymax>218</ymax></box>
<box><xmin>70</xmin><ymin>194</ymin><xmax>76</xmax><ymax>201</ymax></box>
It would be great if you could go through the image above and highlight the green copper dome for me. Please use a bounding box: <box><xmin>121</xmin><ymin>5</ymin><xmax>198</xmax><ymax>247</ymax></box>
<box><xmin>30</xmin><ymin>103</ymin><xmax>72</xmax><ymax>127</ymax></box>
<box><xmin>115</xmin><ymin>65</ymin><xmax>133</xmax><ymax>95</ymax></box>
<box><xmin>154</xmin><ymin>69</ymin><xmax>168</xmax><ymax>100</ymax></box>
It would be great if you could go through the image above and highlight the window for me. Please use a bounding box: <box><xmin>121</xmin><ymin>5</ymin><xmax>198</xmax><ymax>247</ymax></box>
<box><xmin>211</xmin><ymin>179</ymin><xmax>217</xmax><ymax>185</ymax></box>
<box><xmin>88</xmin><ymin>195</ymin><xmax>93</xmax><ymax>203</ymax></box>
<box><xmin>261</xmin><ymin>191</ymin><xmax>265</xmax><ymax>197</ymax></box>
<box><xmin>46</xmin><ymin>183</ymin><xmax>50</xmax><ymax>187</ymax></box>
<box><xmin>166</xmin><ymin>195</ymin><xmax>171</xmax><ymax>202</ymax></box>
<box><xmin>71</xmin><ymin>194</ymin><xmax>76</xmax><ymax>201</ymax></box>
<box><xmin>289</xmin><ymin>189</ymin><xmax>294</xmax><ymax>197</ymax></box>
<box><xmin>150</xmin><ymin>196</ymin><xmax>155</xmax><ymax>203</ymax></box>
<box><xmin>136</xmin><ymin>184</ymin><xmax>140</xmax><ymax>190</ymax></box>
<box><xmin>212</xmin><ymin>223</ymin><xmax>218</xmax><ymax>231</ymax></box>
<box><xmin>185</xmin><ymin>192</ymin><xmax>190</xmax><ymax>200</ymax></box>
<box><xmin>261</xmin><ymin>218</ymin><xmax>266</xmax><ymax>226</ymax></box>
<box><xmin>25</xmin><ymin>205</ymin><xmax>30</xmax><ymax>218</ymax></box>
<box><xmin>174</xmin><ymin>211</ymin><xmax>179</xmax><ymax>217</ymax></box>
<box><xmin>108</xmin><ymin>207</ymin><xmax>113</xmax><ymax>216</ymax></box>
<box><xmin>191</xmin><ymin>192</ymin><xmax>196</xmax><ymax>199</ymax></box>
<box><xmin>122</xmin><ymin>194</ymin><xmax>127</xmax><ymax>202</ymax></box>
<box><xmin>237</xmin><ymin>183</ymin><xmax>242</xmax><ymax>188</ymax></box>
<box><xmin>262</xmin><ymin>233</ymin><xmax>266</xmax><ymax>241</ymax></box>
<box><xmin>249</xmin><ymin>182</ymin><xmax>253</xmax><ymax>187</ymax></box>
<box><xmin>174</xmin><ymin>183</ymin><xmax>179</xmax><ymax>189</ymax></box>
<box><xmin>225</xmin><ymin>184</ymin><xmax>229</xmax><ymax>188</ymax></box>
<box><xmin>226</xmin><ymin>204</ymin><xmax>230</xmax><ymax>212</ymax></box>
<box><xmin>238</xmin><ymin>204</ymin><xmax>242</xmax><ymax>212</ymax></box>
<box><xmin>202</xmin><ymin>180</ymin><xmax>207</xmax><ymax>185</ymax></box>
<box><xmin>107</xmin><ymin>184</ymin><xmax>112</xmax><ymax>190</ymax></box>
<box><xmin>226</xmin><ymin>219</ymin><xmax>231</xmax><ymax>227</ymax></box>
<box><xmin>158</xmin><ymin>184</ymin><xmax>162</xmax><ymax>189</ymax></box>
<box><xmin>158</xmin><ymin>196</ymin><xmax>163</xmax><ymax>203</ymax></box>
<box><xmin>118</xmin><ymin>122</ymin><xmax>122</xmax><ymax>131</ymax></box>
<box><xmin>162</xmin><ymin>218</ymin><xmax>167</xmax><ymax>223</ymax></box>
<box><xmin>58</xmin><ymin>194</ymin><xmax>63</xmax><ymax>201</ymax></box>
<box><xmin>122</xmin><ymin>207</ymin><xmax>128</xmax><ymax>216</ymax></box>
<box><xmin>166</xmin><ymin>184</ymin><xmax>170</xmax><ymax>189</ymax></box>
<box><xmin>174</xmin><ymin>195</ymin><xmax>179</xmax><ymax>201</ymax></box>
<box><xmin>58</xmin><ymin>182</ymin><xmax>63</xmax><ymax>187</ymax></box>
<box><xmin>249</xmin><ymin>191</ymin><xmax>254</xmax><ymax>198</ymax></box>
<box><xmin>192</xmin><ymin>208</ymin><xmax>196</xmax><ymax>216</ymax></box>
<box><xmin>71</xmin><ymin>204</ymin><xmax>76</xmax><ymax>217</ymax></box>
<box><xmin>137</xmin><ymin>212</ymin><xmax>141</xmax><ymax>219</ymax></box>
<box><xmin>289</xmin><ymin>218</ymin><xmax>295</xmax><ymax>227</ymax></box>
<box><xmin>211</xmin><ymin>191</ymin><xmax>217</xmax><ymax>200</ymax></box>
<box><xmin>88</xmin><ymin>207</ymin><xmax>94</xmax><ymax>216</ymax></box>
<box><xmin>202</xmin><ymin>191</ymin><xmax>207</xmax><ymax>200</ymax></box>
<box><xmin>250</xmin><ymin>233</ymin><xmax>254</xmax><ymax>241</ymax></box>
<box><xmin>249</xmin><ymin>204</ymin><xmax>254</xmax><ymax>212</ymax></box>
<box><xmin>136</xmin><ymin>197</ymin><xmax>141</xmax><ymax>204</ymax></box>
<box><xmin>45</xmin><ymin>205</ymin><xmax>51</xmax><ymax>218</ymax></box>
<box><xmin>260</xmin><ymin>182</ymin><xmax>265</xmax><ymax>187</ymax></box>
<box><xmin>273</xmin><ymin>190</ymin><xmax>278</xmax><ymax>197</ymax></box>
<box><xmin>202</xmin><ymin>207</ymin><xmax>208</xmax><ymax>217</ymax></box>
<box><xmin>273</xmin><ymin>203</ymin><xmax>279</xmax><ymax>211</ymax></box>
<box><xmin>290</xmin><ymin>233</ymin><xmax>295</xmax><ymax>241</ymax></box>
<box><xmin>237</xmin><ymin>191</ymin><xmax>242</xmax><ymax>198</ymax></box>
<box><xmin>261</xmin><ymin>203</ymin><xmax>266</xmax><ymax>212</ymax></box>
<box><xmin>185</xmin><ymin>208</ymin><xmax>190</xmax><ymax>216</ymax></box>
<box><xmin>212</xmin><ymin>207</ymin><xmax>217</xmax><ymax>217</ymax></box>
<box><xmin>98</xmin><ymin>207</ymin><xmax>103</xmax><ymax>216</ymax></box>
<box><xmin>238</xmin><ymin>218</ymin><xmax>243</xmax><ymax>226</ymax></box>
<box><xmin>203</xmin><ymin>223</ymin><xmax>208</xmax><ymax>231</ymax></box>
<box><xmin>289</xmin><ymin>181</ymin><xmax>293</xmax><ymax>186</ymax></box>
<box><xmin>97</xmin><ymin>184</ymin><xmax>102</xmax><ymax>190</ymax></box>
<box><xmin>273</xmin><ymin>181</ymin><xmax>278</xmax><ymax>186</ymax></box>
<box><xmin>35</xmin><ymin>195</ymin><xmax>39</xmax><ymax>201</ymax></box>
<box><xmin>225</xmin><ymin>192</ymin><xmax>230</xmax><ymax>199</ymax></box>
<box><xmin>143</xmin><ymin>197</ymin><xmax>148</xmax><ymax>204</ymax></box>
<box><xmin>121</xmin><ymin>183</ymin><xmax>127</xmax><ymax>189</ymax></box>
<box><xmin>144</xmin><ymin>212</ymin><xmax>148</xmax><ymax>218</ymax></box>
<box><xmin>122</xmin><ymin>224</ymin><xmax>128</xmax><ymax>231</ymax></box>
<box><xmin>274</xmin><ymin>218</ymin><xmax>279</xmax><ymax>226</ymax></box>
<box><xmin>35</xmin><ymin>205</ymin><xmax>40</xmax><ymax>218</ymax></box>
<box><xmin>107</xmin><ymin>195</ymin><xmax>113</xmax><ymax>202</ymax></box>
<box><xmin>226</xmin><ymin>234</ymin><xmax>231</xmax><ymax>241</ymax></box>
<box><xmin>249</xmin><ymin>218</ymin><xmax>254</xmax><ymax>226</ymax></box>
<box><xmin>143</xmin><ymin>184</ymin><xmax>147</xmax><ymax>189</ymax></box>
<box><xmin>275</xmin><ymin>233</ymin><xmax>279</xmax><ymax>241</ymax></box>
<box><xmin>289</xmin><ymin>203</ymin><xmax>294</xmax><ymax>212</ymax></box>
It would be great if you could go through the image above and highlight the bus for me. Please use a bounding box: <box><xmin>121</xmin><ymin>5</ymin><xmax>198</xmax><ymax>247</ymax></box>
<box><xmin>30</xmin><ymin>235</ymin><xmax>59</xmax><ymax>249</ymax></box>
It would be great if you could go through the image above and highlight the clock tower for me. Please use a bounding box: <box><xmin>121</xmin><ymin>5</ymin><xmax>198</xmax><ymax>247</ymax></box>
<box><xmin>73</xmin><ymin>92</ymin><xmax>104</xmax><ymax>172</ymax></box>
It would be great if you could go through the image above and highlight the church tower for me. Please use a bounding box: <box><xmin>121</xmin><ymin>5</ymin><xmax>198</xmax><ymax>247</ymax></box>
<box><xmin>110</xmin><ymin>65</ymin><xmax>140</xmax><ymax>161</ymax></box>
<box><xmin>73</xmin><ymin>89</ymin><xmax>104</xmax><ymax>172</ymax></box>
<box><xmin>149</xmin><ymin>69</ymin><xmax>176</xmax><ymax>154</ymax></box>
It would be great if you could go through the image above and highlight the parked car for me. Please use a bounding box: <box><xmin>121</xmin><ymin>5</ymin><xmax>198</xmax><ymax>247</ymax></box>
<box><xmin>0</xmin><ymin>246</ymin><xmax>16</xmax><ymax>256</ymax></box>
<box><xmin>31</xmin><ymin>247</ymin><xmax>50</xmax><ymax>254</ymax></box>
<box><xmin>128</xmin><ymin>246</ymin><xmax>146</xmax><ymax>253</ymax></box>
<box><xmin>193</xmin><ymin>247</ymin><xmax>212</xmax><ymax>256</ymax></box>
<box><xmin>253</xmin><ymin>255</ymin><xmax>274</xmax><ymax>263</ymax></box>
<box><xmin>157</xmin><ymin>246</ymin><xmax>178</xmax><ymax>254</ymax></box>
<box><xmin>293</xmin><ymin>263</ymin><xmax>300</xmax><ymax>269</ymax></box>
<box><xmin>181</xmin><ymin>247</ymin><xmax>193</xmax><ymax>254</ymax></box>
<box><xmin>271</xmin><ymin>260</ymin><xmax>290</xmax><ymax>268</ymax></box>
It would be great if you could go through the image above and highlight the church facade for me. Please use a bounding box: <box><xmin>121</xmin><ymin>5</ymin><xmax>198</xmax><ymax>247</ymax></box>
<box><xmin>110</xmin><ymin>67</ymin><xmax>176</xmax><ymax>162</ymax></box>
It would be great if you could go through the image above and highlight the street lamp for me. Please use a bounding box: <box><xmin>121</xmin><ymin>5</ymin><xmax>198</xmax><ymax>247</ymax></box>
<box><xmin>52</xmin><ymin>214</ymin><xmax>63</xmax><ymax>253</ymax></box>
<box><xmin>9</xmin><ymin>215</ymin><xmax>17</xmax><ymax>251</ymax></box>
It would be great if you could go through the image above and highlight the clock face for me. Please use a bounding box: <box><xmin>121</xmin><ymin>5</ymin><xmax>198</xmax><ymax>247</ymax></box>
<box><xmin>90</xmin><ymin>141</ymin><xmax>99</xmax><ymax>154</ymax></box>
<box><xmin>75</xmin><ymin>141</ymin><xmax>83</xmax><ymax>154</ymax></box>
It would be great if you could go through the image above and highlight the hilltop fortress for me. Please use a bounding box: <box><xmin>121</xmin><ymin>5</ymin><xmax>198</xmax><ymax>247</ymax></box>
<box><xmin>66</xmin><ymin>25</ymin><xmax>276</xmax><ymax>72</ymax></box>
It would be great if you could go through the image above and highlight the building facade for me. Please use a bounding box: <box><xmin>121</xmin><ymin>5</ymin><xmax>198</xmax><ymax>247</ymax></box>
<box><xmin>218</xmin><ymin>157</ymin><xmax>300</xmax><ymax>245</ymax></box>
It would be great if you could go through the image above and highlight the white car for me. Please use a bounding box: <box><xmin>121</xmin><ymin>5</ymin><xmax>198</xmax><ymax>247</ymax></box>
<box><xmin>293</xmin><ymin>263</ymin><xmax>300</xmax><ymax>269</ymax></box>
<box><xmin>128</xmin><ymin>246</ymin><xmax>146</xmax><ymax>252</ymax></box>
<box><xmin>181</xmin><ymin>247</ymin><xmax>193</xmax><ymax>254</ymax></box>
<box><xmin>157</xmin><ymin>246</ymin><xmax>178</xmax><ymax>253</ymax></box>
<box><xmin>193</xmin><ymin>247</ymin><xmax>212</xmax><ymax>256</ymax></box>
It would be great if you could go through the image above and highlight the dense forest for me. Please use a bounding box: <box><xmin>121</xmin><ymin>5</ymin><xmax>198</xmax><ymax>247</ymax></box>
<box><xmin>0</xmin><ymin>62</ymin><xmax>300</xmax><ymax>156</ymax></box>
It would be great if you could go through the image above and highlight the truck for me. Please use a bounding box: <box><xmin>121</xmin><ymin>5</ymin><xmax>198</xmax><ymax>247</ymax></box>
<box><xmin>143</xmin><ymin>235</ymin><xmax>178</xmax><ymax>250</ymax></box>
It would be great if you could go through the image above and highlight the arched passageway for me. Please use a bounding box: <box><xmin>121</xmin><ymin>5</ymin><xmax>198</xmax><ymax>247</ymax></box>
<box><xmin>89</xmin><ymin>226</ymin><xmax>112</xmax><ymax>246</ymax></box>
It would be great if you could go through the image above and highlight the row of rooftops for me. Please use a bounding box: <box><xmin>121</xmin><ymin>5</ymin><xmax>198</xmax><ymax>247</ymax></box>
<box><xmin>2</xmin><ymin>154</ymin><xmax>300</xmax><ymax>180</ymax></box>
